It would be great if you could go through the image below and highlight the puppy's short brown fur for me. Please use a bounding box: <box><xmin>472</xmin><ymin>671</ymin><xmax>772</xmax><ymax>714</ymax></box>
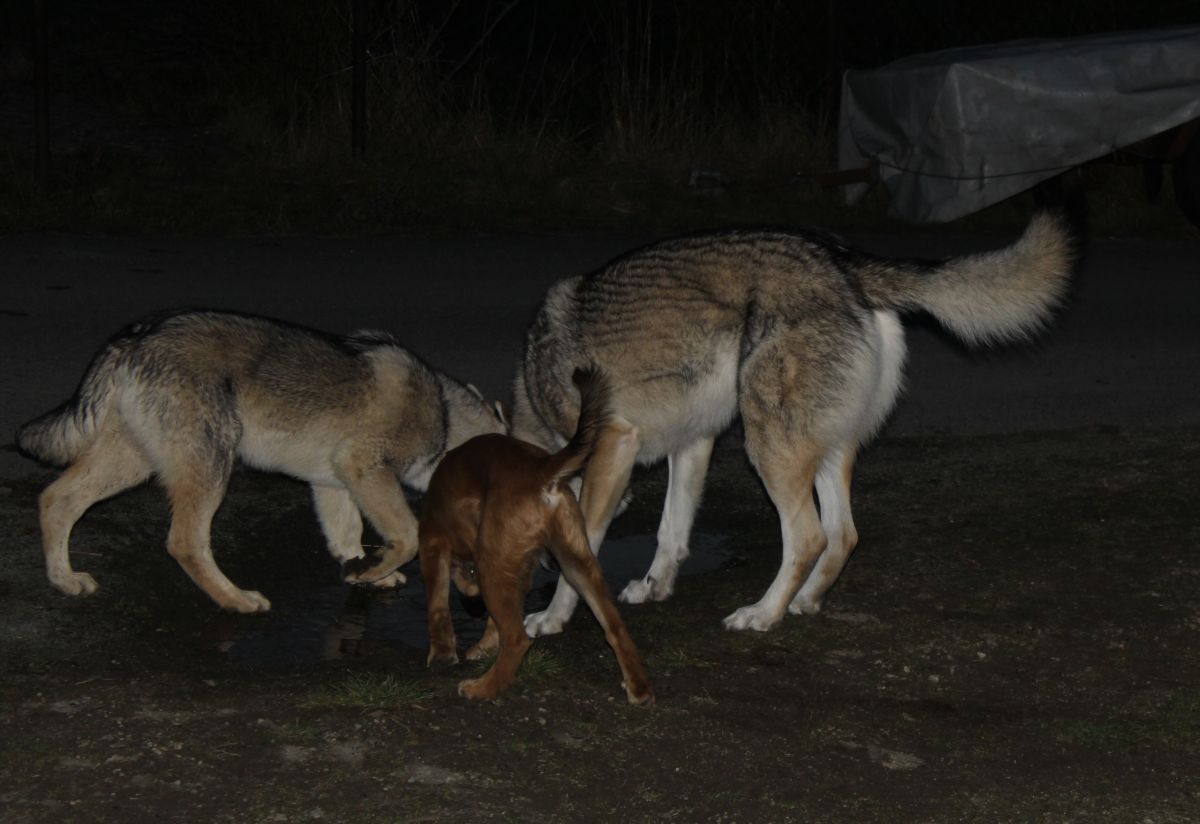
<box><xmin>419</xmin><ymin>367</ymin><xmax>653</xmax><ymax>703</ymax></box>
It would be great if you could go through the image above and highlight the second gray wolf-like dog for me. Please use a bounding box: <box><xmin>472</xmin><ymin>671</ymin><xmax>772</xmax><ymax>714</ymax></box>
<box><xmin>416</xmin><ymin>366</ymin><xmax>653</xmax><ymax>703</ymax></box>
<box><xmin>15</xmin><ymin>309</ymin><xmax>506</xmax><ymax>613</ymax></box>
<box><xmin>508</xmin><ymin>213</ymin><xmax>1074</xmax><ymax>635</ymax></box>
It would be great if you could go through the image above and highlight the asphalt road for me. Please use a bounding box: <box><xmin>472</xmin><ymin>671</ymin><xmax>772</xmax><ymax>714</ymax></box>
<box><xmin>3</xmin><ymin>229</ymin><xmax>1198</xmax><ymax>480</ymax></box>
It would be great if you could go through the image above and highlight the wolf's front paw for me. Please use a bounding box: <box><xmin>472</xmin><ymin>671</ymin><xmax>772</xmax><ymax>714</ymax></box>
<box><xmin>226</xmin><ymin>590</ymin><xmax>272</xmax><ymax>614</ymax></box>
<box><xmin>722</xmin><ymin>604</ymin><xmax>780</xmax><ymax>632</ymax></box>
<box><xmin>366</xmin><ymin>570</ymin><xmax>406</xmax><ymax>589</ymax></box>
<box><xmin>523</xmin><ymin>608</ymin><xmax>567</xmax><ymax>638</ymax></box>
<box><xmin>50</xmin><ymin>571</ymin><xmax>98</xmax><ymax>597</ymax></box>
<box><xmin>787</xmin><ymin>592</ymin><xmax>822</xmax><ymax>616</ymax></box>
<box><xmin>619</xmin><ymin>575</ymin><xmax>673</xmax><ymax>604</ymax></box>
<box><xmin>342</xmin><ymin>554</ymin><xmax>406</xmax><ymax>586</ymax></box>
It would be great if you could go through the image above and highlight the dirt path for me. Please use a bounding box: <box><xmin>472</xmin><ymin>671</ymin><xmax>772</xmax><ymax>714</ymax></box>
<box><xmin>2</xmin><ymin>425</ymin><xmax>1197</xmax><ymax>823</ymax></box>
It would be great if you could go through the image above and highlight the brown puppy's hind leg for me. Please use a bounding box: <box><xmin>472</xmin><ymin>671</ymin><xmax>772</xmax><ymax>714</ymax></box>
<box><xmin>524</xmin><ymin>419</ymin><xmax>640</xmax><ymax>638</ymax></box>
<box><xmin>457</xmin><ymin>551</ymin><xmax>536</xmax><ymax>701</ymax></box>
<box><xmin>548</xmin><ymin>495</ymin><xmax>654</xmax><ymax>705</ymax></box>
<box><xmin>420</xmin><ymin>528</ymin><xmax>459</xmax><ymax>667</ymax></box>
<box><xmin>465</xmin><ymin>617</ymin><xmax>500</xmax><ymax>661</ymax></box>
<box><xmin>468</xmin><ymin>558</ymin><xmax>542</xmax><ymax>660</ymax></box>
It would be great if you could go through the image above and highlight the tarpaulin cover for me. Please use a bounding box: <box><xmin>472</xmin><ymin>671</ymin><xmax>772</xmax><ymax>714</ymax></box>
<box><xmin>837</xmin><ymin>25</ymin><xmax>1200</xmax><ymax>222</ymax></box>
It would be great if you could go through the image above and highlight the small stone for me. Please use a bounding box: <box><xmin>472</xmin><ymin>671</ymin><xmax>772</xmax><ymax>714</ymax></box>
<box><xmin>402</xmin><ymin>763</ymin><xmax>466</xmax><ymax>785</ymax></box>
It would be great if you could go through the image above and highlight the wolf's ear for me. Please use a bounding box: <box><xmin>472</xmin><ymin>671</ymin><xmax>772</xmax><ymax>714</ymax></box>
<box><xmin>492</xmin><ymin>400</ymin><xmax>509</xmax><ymax>427</ymax></box>
<box><xmin>466</xmin><ymin>383</ymin><xmax>484</xmax><ymax>400</ymax></box>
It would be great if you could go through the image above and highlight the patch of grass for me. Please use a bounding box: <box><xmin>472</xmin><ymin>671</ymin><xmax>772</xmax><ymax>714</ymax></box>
<box><xmin>0</xmin><ymin>736</ymin><xmax>59</xmax><ymax>769</ymax></box>
<box><xmin>517</xmin><ymin>647</ymin><xmax>566</xmax><ymax>682</ymax></box>
<box><xmin>1053</xmin><ymin>692</ymin><xmax>1200</xmax><ymax>750</ymax></box>
<box><xmin>649</xmin><ymin>646</ymin><xmax>720</xmax><ymax>671</ymax></box>
<box><xmin>263</xmin><ymin>719</ymin><xmax>325</xmax><ymax>745</ymax></box>
<box><xmin>300</xmin><ymin>672</ymin><xmax>433</xmax><ymax>710</ymax></box>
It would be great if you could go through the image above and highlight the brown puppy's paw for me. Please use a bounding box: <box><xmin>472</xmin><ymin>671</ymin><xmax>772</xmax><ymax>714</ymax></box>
<box><xmin>457</xmin><ymin>677</ymin><xmax>500</xmax><ymax>701</ymax></box>
<box><xmin>624</xmin><ymin>680</ymin><xmax>655</xmax><ymax>706</ymax></box>
<box><xmin>427</xmin><ymin>650</ymin><xmax>459</xmax><ymax>671</ymax></box>
<box><xmin>464</xmin><ymin>625</ymin><xmax>499</xmax><ymax>661</ymax></box>
<box><xmin>464</xmin><ymin>641</ymin><xmax>498</xmax><ymax>662</ymax></box>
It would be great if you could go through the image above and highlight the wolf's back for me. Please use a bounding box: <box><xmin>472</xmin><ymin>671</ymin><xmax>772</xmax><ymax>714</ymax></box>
<box><xmin>15</xmin><ymin>343</ymin><xmax>125</xmax><ymax>467</ymax></box>
<box><xmin>851</xmin><ymin>212</ymin><xmax>1074</xmax><ymax>346</ymax></box>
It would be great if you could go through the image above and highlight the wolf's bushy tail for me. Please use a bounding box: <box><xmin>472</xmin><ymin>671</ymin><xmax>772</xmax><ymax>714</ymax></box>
<box><xmin>15</xmin><ymin>344</ymin><xmax>124</xmax><ymax>467</ymax></box>
<box><xmin>854</xmin><ymin>212</ymin><xmax>1075</xmax><ymax>346</ymax></box>
<box><xmin>543</xmin><ymin>366</ymin><xmax>613</xmax><ymax>486</ymax></box>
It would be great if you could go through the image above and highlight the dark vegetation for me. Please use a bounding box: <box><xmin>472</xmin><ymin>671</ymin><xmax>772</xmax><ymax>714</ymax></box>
<box><xmin>1</xmin><ymin>0</ymin><xmax>1196</xmax><ymax>235</ymax></box>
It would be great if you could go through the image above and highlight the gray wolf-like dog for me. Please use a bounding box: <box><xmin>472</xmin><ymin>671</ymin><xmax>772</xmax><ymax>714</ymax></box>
<box><xmin>16</xmin><ymin>309</ymin><xmax>505</xmax><ymax>613</ymax></box>
<box><xmin>507</xmin><ymin>213</ymin><xmax>1074</xmax><ymax>634</ymax></box>
<box><xmin>409</xmin><ymin>366</ymin><xmax>653</xmax><ymax>704</ymax></box>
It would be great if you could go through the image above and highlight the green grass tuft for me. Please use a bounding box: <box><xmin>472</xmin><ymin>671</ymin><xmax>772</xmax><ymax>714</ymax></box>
<box><xmin>300</xmin><ymin>673</ymin><xmax>433</xmax><ymax>710</ymax></box>
<box><xmin>517</xmin><ymin>647</ymin><xmax>566</xmax><ymax>682</ymax></box>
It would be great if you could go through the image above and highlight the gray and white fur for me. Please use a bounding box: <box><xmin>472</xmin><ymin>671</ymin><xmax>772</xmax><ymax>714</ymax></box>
<box><xmin>510</xmin><ymin>213</ymin><xmax>1074</xmax><ymax>634</ymax></box>
<box><xmin>16</xmin><ymin>309</ymin><xmax>506</xmax><ymax>613</ymax></box>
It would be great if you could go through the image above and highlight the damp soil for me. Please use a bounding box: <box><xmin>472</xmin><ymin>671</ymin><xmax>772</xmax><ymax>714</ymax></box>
<box><xmin>1</xmin><ymin>426</ymin><xmax>1198</xmax><ymax>823</ymax></box>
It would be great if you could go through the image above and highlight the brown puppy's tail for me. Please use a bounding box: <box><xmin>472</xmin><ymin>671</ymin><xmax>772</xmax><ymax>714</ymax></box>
<box><xmin>543</xmin><ymin>366</ymin><xmax>612</xmax><ymax>486</ymax></box>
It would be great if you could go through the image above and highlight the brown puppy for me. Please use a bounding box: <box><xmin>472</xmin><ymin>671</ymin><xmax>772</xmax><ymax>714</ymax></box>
<box><xmin>419</xmin><ymin>367</ymin><xmax>653</xmax><ymax>704</ymax></box>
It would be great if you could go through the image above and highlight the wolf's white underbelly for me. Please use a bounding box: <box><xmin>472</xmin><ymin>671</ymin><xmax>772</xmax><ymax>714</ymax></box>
<box><xmin>238</xmin><ymin>425</ymin><xmax>342</xmax><ymax>486</ymax></box>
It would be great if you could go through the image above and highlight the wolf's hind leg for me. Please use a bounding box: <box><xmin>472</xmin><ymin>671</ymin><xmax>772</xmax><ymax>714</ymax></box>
<box><xmin>791</xmin><ymin>446</ymin><xmax>858</xmax><ymax>615</ymax></box>
<box><xmin>164</xmin><ymin>459</ymin><xmax>270</xmax><ymax>613</ymax></box>
<box><xmin>620</xmin><ymin>436</ymin><xmax>713</xmax><ymax>605</ymax></box>
<box><xmin>313</xmin><ymin>485</ymin><xmax>404</xmax><ymax>588</ymax></box>
<box><xmin>723</xmin><ymin>438</ymin><xmax>826</xmax><ymax>631</ymax></box>
<box><xmin>726</xmin><ymin>331</ymin><xmax>834</xmax><ymax>631</ymax></box>
<box><xmin>39</xmin><ymin>428</ymin><xmax>152</xmax><ymax>596</ymax></box>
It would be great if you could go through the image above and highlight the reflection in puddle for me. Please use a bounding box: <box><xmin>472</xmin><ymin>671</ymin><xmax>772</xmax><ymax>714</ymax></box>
<box><xmin>214</xmin><ymin>532</ymin><xmax>732</xmax><ymax>665</ymax></box>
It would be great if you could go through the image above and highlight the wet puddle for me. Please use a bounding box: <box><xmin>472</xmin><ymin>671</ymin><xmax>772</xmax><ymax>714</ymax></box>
<box><xmin>213</xmin><ymin>532</ymin><xmax>733</xmax><ymax>665</ymax></box>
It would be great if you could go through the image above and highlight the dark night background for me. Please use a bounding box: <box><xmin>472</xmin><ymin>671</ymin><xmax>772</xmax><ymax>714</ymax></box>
<box><xmin>3</xmin><ymin>5</ymin><xmax>1200</xmax><ymax>822</ymax></box>
<box><xmin>1</xmin><ymin>0</ymin><xmax>1196</xmax><ymax>234</ymax></box>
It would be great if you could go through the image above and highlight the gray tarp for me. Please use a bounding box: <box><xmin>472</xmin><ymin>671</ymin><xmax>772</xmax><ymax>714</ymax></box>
<box><xmin>837</xmin><ymin>25</ymin><xmax>1200</xmax><ymax>222</ymax></box>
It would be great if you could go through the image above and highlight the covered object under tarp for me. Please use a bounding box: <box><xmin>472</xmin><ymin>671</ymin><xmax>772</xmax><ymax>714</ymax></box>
<box><xmin>837</xmin><ymin>25</ymin><xmax>1200</xmax><ymax>223</ymax></box>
